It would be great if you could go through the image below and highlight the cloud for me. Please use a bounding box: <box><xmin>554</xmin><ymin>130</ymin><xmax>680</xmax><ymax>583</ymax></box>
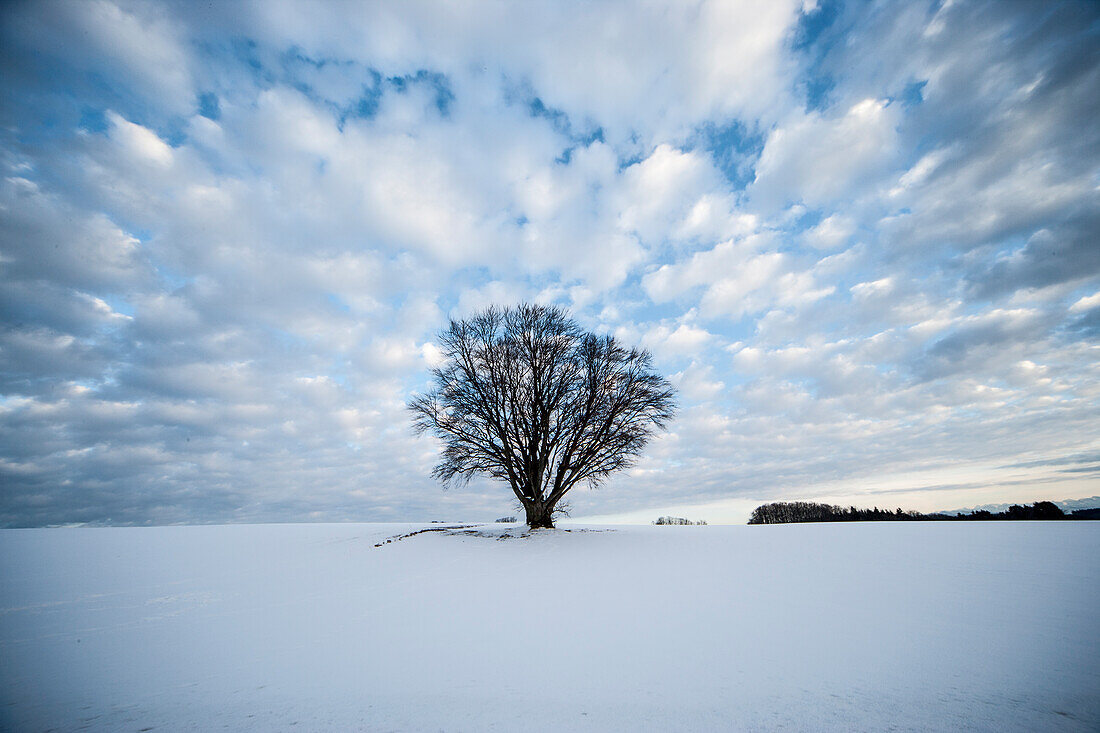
<box><xmin>805</xmin><ymin>214</ymin><xmax>855</xmax><ymax>251</ymax></box>
<box><xmin>670</xmin><ymin>362</ymin><xmax>725</xmax><ymax>402</ymax></box>
<box><xmin>849</xmin><ymin>277</ymin><xmax>895</xmax><ymax>302</ymax></box>
<box><xmin>0</xmin><ymin>0</ymin><xmax>194</xmax><ymax>116</ymax></box>
<box><xmin>1</xmin><ymin>0</ymin><xmax>1098</xmax><ymax>526</ymax></box>
<box><xmin>643</xmin><ymin>235</ymin><xmax>834</xmax><ymax>320</ymax></box>
<box><xmin>0</xmin><ymin>176</ymin><xmax>150</xmax><ymax>292</ymax></box>
<box><xmin>616</xmin><ymin>145</ymin><xmax>724</xmax><ymax>244</ymax></box>
<box><xmin>1069</xmin><ymin>292</ymin><xmax>1100</xmax><ymax>314</ymax></box>
<box><xmin>148</xmin><ymin>0</ymin><xmax>807</xmax><ymax>149</ymax></box>
<box><xmin>965</xmin><ymin>211</ymin><xmax>1100</xmax><ymax>299</ymax></box>
<box><xmin>643</xmin><ymin>321</ymin><xmax>715</xmax><ymax>361</ymax></box>
<box><xmin>750</xmin><ymin>99</ymin><xmax>901</xmax><ymax>211</ymax></box>
<box><xmin>106</xmin><ymin>111</ymin><xmax>175</xmax><ymax>167</ymax></box>
<box><xmin>913</xmin><ymin>308</ymin><xmax>1052</xmax><ymax>381</ymax></box>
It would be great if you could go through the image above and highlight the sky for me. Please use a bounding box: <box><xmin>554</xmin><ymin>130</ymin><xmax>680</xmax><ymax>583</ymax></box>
<box><xmin>0</xmin><ymin>0</ymin><xmax>1098</xmax><ymax>527</ymax></box>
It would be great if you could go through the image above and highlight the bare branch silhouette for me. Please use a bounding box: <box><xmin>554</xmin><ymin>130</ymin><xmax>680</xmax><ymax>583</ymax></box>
<box><xmin>409</xmin><ymin>304</ymin><xmax>676</xmax><ymax>528</ymax></box>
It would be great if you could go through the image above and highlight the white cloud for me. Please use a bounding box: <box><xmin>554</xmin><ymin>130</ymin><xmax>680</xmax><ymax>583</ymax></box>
<box><xmin>181</xmin><ymin>0</ymin><xmax>805</xmax><ymax>147</ymax></box>
<box><xmin>420</xmin><ymin>342</ymin><xmax>445</xmax><ymax>368</ymax></box>
<box><xmin>643</xmin><ymin>235</ymin><xmax>835</xmax><ymax>320</ymax></box>
<box><xmin>0</xmin><ymin>176</ymin><xmax>149</xmax><ymax>292</ymax></box>
<box><xmin>2</xmin><ymin>0</ymin><xmax>1098</xmax><ymax>527</ymax></box>
<box><xmin>751</xmin><ymin>99</ymin><xmax>901</xmax><ymax>210</ymax></box>
<box><xmin>890</xmin><ymin>147</ymin><xmax>953</xmax><ymax>196</ymax></box>
<box><xmin>454</xmin><ymin>281</ymin><xmax>533</xmax><ymax>318</ymax></box>
<box><xmin>106</xmin><ymin>112</ymin><xmax>174</xmax><ymax>167</ymax></box>
<box><xmin>850</xmin><ymin>277</ymin><xmax>895</xmax><ymax>301</ymax></box>
<box><xmin>670</xmin><ymin>361</ymin><xmax>726</xmax><ymax>402</ymax></box>
<box><xmin>23</xmin><ymin>0</ymin><xmax>194</xmax><ymax>113</ymax></box>
<box><xmin>1069</xmin><ymin>292</ymin><xmax>1100</xmax><ymax>313</ymax></box>
<box><xmin>643</xmin><ymin>236</ymin><xmax>769</xmax><ymax>301</ymax></box>
<box><xmin>805</xmin><ymin>214</ymin><xmax>855</xmax><ymax>250</ymax></box>
<box><xmin>616</xmin><ymin>145</ymin><xmax>723</xmax><ymax>244</ymax></box>
<box><xmin>643</xmin><ymin>322</ymin><xmax>714</xmax><ymax>360</ymax></box>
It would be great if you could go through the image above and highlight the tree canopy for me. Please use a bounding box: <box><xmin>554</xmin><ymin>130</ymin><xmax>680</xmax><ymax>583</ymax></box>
<box><xmin>409</xmin><ymin>304</ymin><xmax>676</xmax><ymax>528</ymax></box>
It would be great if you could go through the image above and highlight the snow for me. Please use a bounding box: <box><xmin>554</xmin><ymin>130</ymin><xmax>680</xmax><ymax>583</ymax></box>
<box><xmin>2</xmin><ymin>522</ymin><xmax>1098</xmax><ymax>731</ymax></box>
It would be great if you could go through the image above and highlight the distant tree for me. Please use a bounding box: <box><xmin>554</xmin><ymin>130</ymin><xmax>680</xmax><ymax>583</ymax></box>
<box><xmin>654</xmin><ymin>516</ymin><xmax>706</xmax><ymax>525</ymax></box>
<box><xmin>1029</xmin><ymin>501</ymin><xmax>1064</xmax><ymax>519</ymax></box>
<box><xmin>409</xmin><ymin>304</ymin><xmax>676</xmax><ymax>529</ymax></box>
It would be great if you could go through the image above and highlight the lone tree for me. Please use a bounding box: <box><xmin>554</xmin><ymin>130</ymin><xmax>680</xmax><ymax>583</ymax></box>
<box><xmin>409</xmin><ymin>304</ymin><xmax>676</xmax><ymax>529</ymax></box>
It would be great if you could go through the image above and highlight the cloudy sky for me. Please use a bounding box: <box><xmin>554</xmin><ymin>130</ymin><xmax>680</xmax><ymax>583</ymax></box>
<box><xmin>1</xmin><ymin>0</ymin><xmax>1098</xmax><ymax>527</ymax></box>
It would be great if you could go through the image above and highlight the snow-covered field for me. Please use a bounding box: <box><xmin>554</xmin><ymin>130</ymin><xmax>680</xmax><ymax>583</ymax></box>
<box><xmin>2</xmin><ymin>522</ymin><xmax>1097</xmax><ymax>732</ymax></box>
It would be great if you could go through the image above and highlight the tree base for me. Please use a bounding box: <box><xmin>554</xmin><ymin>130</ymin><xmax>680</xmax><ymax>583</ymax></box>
<box><xmin>524</xmin><ymin>504</ymin><xmax>555</xmax><ymax>529</ymax></box>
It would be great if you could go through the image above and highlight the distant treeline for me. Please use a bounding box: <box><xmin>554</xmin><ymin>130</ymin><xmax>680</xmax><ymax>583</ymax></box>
<box><xmin>748</xmin><ymin>501</ymin><xmax>1100</xmax><ymax>524</ymax></box>
<box><xmin>654</xmin><ymin>516</ymin><xmax>707</xmax><ymax>525</ymax></box>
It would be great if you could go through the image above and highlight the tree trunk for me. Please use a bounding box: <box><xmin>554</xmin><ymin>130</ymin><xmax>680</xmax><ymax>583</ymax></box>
<box><xmin>524</xmin><ymin>501</ymin><xmax>555</xmax><ymax>529</ymax></box>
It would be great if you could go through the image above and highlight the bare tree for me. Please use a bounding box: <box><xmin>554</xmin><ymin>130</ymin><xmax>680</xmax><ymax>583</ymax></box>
<box><xmin>409</xmin><ymin>304</ymin><xmax>676</xmax><ymax>529</ymax></box>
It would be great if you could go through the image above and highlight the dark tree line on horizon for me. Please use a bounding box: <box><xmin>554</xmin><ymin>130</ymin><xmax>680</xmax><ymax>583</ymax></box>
<box><xmin>748</xmin><ymin>500</ymin><xmax>1098</xmax><ymax>524</ymax></box>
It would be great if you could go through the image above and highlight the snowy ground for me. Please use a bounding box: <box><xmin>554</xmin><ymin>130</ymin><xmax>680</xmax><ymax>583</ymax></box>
<box><xmin>2</xmin><ymin>522</ymin><xmax>1097</xmax><ymax>732</ymax></box>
